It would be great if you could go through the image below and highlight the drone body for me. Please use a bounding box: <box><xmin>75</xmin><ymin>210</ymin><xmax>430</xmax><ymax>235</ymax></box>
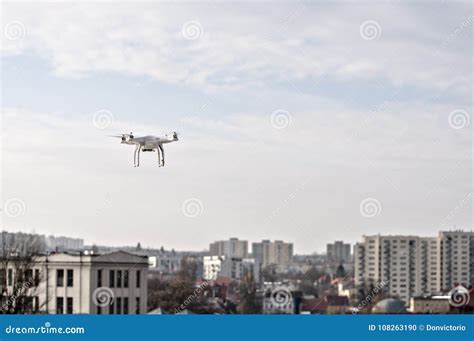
<box><xmin>111</xmin><ymin>132</ymin><xmax>179</xmax><ymax>167</ymax></box>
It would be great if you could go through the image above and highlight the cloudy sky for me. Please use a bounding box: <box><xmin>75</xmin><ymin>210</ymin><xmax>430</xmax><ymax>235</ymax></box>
<box><xmin>0</xmin><ymin>1</ymin><xmax>472</xmax><ymax>253</ymax></box>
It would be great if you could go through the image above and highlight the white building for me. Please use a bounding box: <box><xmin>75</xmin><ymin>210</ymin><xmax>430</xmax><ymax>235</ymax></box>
<box><xmin>148</xmin><ymin>253</ymin><xmax>182</xmax><ymax>274</ymax></box>
<box><xmin>209</xmin><ymin>238</ymin><xmax>248</xmax><ymax>258</ymax></box>
<box><xmin>262</xmin><ymin>282</ymin><xmax>296</xmax><ymax>314</ymax></box>
<box><xmin>203</xmin><ymin>256</ymin><xmax>243</xmax><ymax>280</ymax></box>
<box><xmin>0</xmin><ymin>251</ymin><xmax>148</xmax><ymax>314</ymax></box>
<box><xmin>354</xmin><ymin>230</ymin><xmax>474</xmax><ymax>304</ymax></box>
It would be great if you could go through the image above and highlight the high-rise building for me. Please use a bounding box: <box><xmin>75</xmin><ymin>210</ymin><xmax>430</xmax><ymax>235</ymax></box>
<box><xmin>326</xmin><ymin>241</ymin><xmax>351</xmax><ymax>263</ymax></box>
<box><xmin>209</xmin><ymin>238</ymin><xmax>248</xmax><ymax>258</ymax></box>
<box><xmin>354</xmin><ymin>230</ymin><xmax>474</xmax><ymax>304</ymax></box>
<box><xmin>252</xmin><ymin>240</ymin><xmax>293</xmax><ymax>268</ymax></box>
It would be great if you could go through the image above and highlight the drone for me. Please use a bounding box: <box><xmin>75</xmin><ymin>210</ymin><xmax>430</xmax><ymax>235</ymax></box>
<box><xmin>110</xmin><ymin>132</ymin><xmax>179</xmax><ymax>167</ymax></box>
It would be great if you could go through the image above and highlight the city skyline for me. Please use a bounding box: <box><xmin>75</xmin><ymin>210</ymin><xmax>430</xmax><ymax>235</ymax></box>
<box><xmin>1</xmin><ymin>2</ymin><xmax>472</xmax><ymax>254</ymax></box>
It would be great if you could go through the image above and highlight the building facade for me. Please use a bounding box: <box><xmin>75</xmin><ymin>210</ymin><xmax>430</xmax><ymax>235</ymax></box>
<box><xmin>326</xmin><ymin>241</ymin><xmax>351</xmax><ymax>264</ymax></box>
<box><xmin>354</xmin><ymin>230</ymin><xmax>474</xmax><ymax>304</ymax></box>
<box><xmin>0</xmin><ymin>251</ymin><xmax>148</xmax><ymax>314</ymax></box>
<box><xmin>209</xmin><ymin>238</ymin><xmax>248</xmax><ymax>258</ymax></box>
<box><xmin>252</xmin><ymin>240</ymin><xmax>293</xmax><ymax>268</ymax></box>
<box><xmin>203</xmin><ymin>256</ymin><xmax>243</xmax><ymax>281</ymax></box>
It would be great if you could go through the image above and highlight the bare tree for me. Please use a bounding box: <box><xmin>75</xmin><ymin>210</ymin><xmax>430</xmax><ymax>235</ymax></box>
<box><xmin>0</xmin><ymin>231</ymin><xmax>46</xmax><ymax>314</ymax></box>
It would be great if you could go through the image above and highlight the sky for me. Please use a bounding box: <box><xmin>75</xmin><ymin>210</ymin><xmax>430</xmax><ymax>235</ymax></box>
<box><xmin>0</xmin><ymin>1</ymin><xmax>472</xmax><ymax>253</ymax></box>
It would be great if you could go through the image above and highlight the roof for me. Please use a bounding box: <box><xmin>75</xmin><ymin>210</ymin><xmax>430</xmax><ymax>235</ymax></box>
<box><xmin>301</xmin><ymin>298</ymin><xmax>327</xmax><ymax>313</ymax></box>
<box><xmin>326</xmin><ymin>295</ymin><xmax>349</xmax><ymax>306</ymax></box>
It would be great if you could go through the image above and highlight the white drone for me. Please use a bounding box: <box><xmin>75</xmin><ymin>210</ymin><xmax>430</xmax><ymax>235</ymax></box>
<box><xmin>110</xmin><ymin>132</ymin><xmax>179</xmax><ymax>167</ymax></box>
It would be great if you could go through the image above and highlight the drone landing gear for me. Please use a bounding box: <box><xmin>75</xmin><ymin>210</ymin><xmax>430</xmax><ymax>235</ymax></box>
<box><xmin>159</xmin><ymin>145</ymin><xmax>165</xmax><ymax>167</ymax></box>
<box><xmin>133</xmin><ymin>145</ymin><xmax>141</xmax><ymax>167</ymax></box>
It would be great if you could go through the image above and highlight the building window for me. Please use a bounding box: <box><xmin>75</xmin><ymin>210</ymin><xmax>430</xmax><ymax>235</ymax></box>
<box><xmin>135</xmin><ymin>297</ymin><xmax>140</xmax><ymax>314</ymax></box>
<box><xmin>34</xmin><ymin>269</ymin><xmax>40</xmax><ymax>286</ymax></box>
<box><xmin>97</xmin><ymin>269</ymin><xmax>102</xmax><ymax>287</ymax></box>
<box><xmin>57</xmin><ymin>269</ymin><xmax>64</xmax><ymax>287</ymax></box>
<box><xmin>7</xmin><ymin>269</ymin><xmax>12</xmax><ymax>286</ymax></box>
<box><xmin>117</xmin><ymin>270</ymin><xmax>122</xmax><ymax>288</ymax></box>
<box><xmin>56</xmin><ymin>297</ymin><xmax>64</xmax><ymax>314</ymax></box>
<box><xmin>97</xmin><ymin>306</ymin><xmax>102</xmax><ymax>315</ymax></box>
<box><xmin>67</xmin><ymin>297</ymin><xmax>73</xmax><ymax>314</ymax></box>
<box><xmin>123</xmin><ymin>297</ymin><xmax>129</xmax><ymax>314</ymax></box>
<box><xmin>109</xmin><ymin>270</ymin><xmax>115</xmax><ymax>288</ymax></box>
<box><xmin>124</xmin><ymin>270</ymin><xmax>129</xmax><ymax>288</ymax></box>
<box><xmin>116</xmin><ymin>297</ymin><xmax>122</xmax><ymax>314</ymax></box>
<box><xmin>25</xmin><ymin>269</ymin><xmax>33</xmax><ymax>283</ymax></box>
<box><xmin>109</xmin><ymin>301</ymin><xmax>114</xmax><ymax>314</ymax></box>
<box><xmin>34</xmin><ymin>297</ymin><xmax>39</xmax><ymax>312</ymax></box>
<box><xmin>136</xmin><ymin>270</ymin><xmax>141</xmax><ymax>288</ymax></box>
<box><xmin>67</xmin><ymin>270</ymin><xmax>73</xmax><ymax>287</ymax></box>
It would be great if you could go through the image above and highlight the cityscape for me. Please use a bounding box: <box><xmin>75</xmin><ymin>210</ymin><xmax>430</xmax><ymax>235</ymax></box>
<box><xmin>0</xmin><ymin>229</ymin><xmax>472</xmax><ymax>315</ymax></box>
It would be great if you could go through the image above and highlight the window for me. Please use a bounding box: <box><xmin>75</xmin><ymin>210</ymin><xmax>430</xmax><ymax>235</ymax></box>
<box><xmin>25</xmin><ymin>269</ymin><xmax>33</xmax><ymax>283</ymax></box>
<box><xmin>7</xmin><ymin>269</ymin><xmax>12</xmax><ymax>286</ymax></box>
<box><xmin>57</xmin><ymin>269</ymin><xmax>64</xmax><ymax>287</ymax></box>
<box><xmin>67</xmin><ymin>297</ymin><xmax>73</xmax><ymax>314</ymax></box>
<box><xmin>67</xmin><ymin>270</ymin><xmax>73</xmax><ymax>287</ymax></box>
<box><xmin>0</xmin><ymin>269</ymin><xmax>5</xmax><ymax>287</ymax></box>
<box><xmin>116</xmin><ymin>297</ymin><xmax>122</xmax><ymax>314</ymax></box>
<box><xmin>97</xmin><ymin>269</ymin><xmax>102</xmax><ymax>287</ymax></box>
<box><xmin>97</xmin><ymin>306</ymin><xmax>102</xmax><ymax>315</ymax></box>
<box><xmin>135</xmin><ymin>297</ymin><xmax>140</xmax><ymax>314</ymax></box>
<box><xmin>136</xmin><ymin>270</ymin><xmax>141</xmax><ymax>288</ymax></box>
<box><xmin>56</xmin><ymin>297</ymin><xmax>64</xmax><ymax>314</ymax></box>
<box><xmin>109</xmin><ymin>270</ymin><xmax>115</xmax><ymax>288</ymax></box>
<box><xmin>109</xmin><ymin>301</ymin><xmax>114</xmax><ymax>314</ymax></box>
<box><xmin>123</xmin><ymin>297</ymin><xmax>129</xmax><ymax>314</ymax></box>
<box><xmin>117</xmin><ymin>270</ymin><xmax>122</xmax><ymax>288</ymax></box>
<box><xmin>124</xmin><ymin>270</ymin><xmax>129</xmax><ymax>288</ymax></box>
<box><xmin>34</xmin><ymin>269</ymin><xmax>40</xmax><ymax>286</ymax></box>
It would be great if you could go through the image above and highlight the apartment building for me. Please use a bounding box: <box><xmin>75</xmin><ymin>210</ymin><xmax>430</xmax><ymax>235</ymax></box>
<box><xmin>209</xmin><ymin>238</ymin><xmax>248</xmax><ymax>258</ymax></box>
<box><xmin>326</xmin><ymin>241</ymin><xmax>351</xmax><ymax>263</ymax></box>
<box><xmin>0</xmin><ymin>251</ymin><xmax>148</xmax><ymax>314</ymax></box>
<box><xmin>252</xmin><ymin>240</ymin><xmax>293</xmax><ymax>268</ymax></box>
<box><xmin>203</xmin><ymin>255</ymin><xmax>243</xmax><ymax>281</ymax></box>
<box><xmin>354</xmin><ymin>230</ymin><xmax>474</xmax><ymax>304</ymax></box>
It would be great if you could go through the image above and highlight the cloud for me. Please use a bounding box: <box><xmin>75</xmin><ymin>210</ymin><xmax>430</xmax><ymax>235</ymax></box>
<box><xmin>1</xmin><ymin>2</ymin><xmax>471</xmax><ymax>95</ymax></box>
